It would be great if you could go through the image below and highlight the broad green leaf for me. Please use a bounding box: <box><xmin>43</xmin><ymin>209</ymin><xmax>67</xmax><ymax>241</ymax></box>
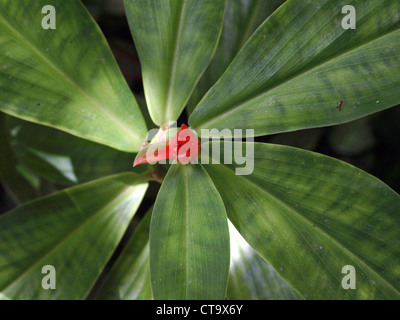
<box><xmin>5</xmin><ymin>115</ymin><xmax>138</xmax><ymax>186</ymax></box>
<box><xmin>188</xmin><ymin>0</ymin><xmax>285</xmax><ymax>112</ymax></box>
<box><xmin>150</xmin><ymin>164</ymin><xmax>229</xmax><ymax>299</ymax></box>
<box><xmin>96</xmin><ymin>208</ymin><xmax>153</xmax><ymax>300</ymax></box>
<box><xmin>190</xmin><ymin>0</ymin><xmax>400</xmax><ymax>136</ymax></box>
<box><xmin>0</xmin><ymin>173</ymin><xmax>148</xmax><ymax>299</ymax></box>
<box><xmin>0</xmin><ymin>112</ymin><xmax>38</xmax><ymax>203</ymax></box>
<box><xmin>125</xmin><ymin>0</ymin><xmax>227</xmax><ymax>126</ymax></box>
<box><xmin>0</xmin><ymin>0</ymin><xmax>147</xmax><ymax>152</ymax></box>
<box><xmin>227</xmin><ymin>220</ymin><xmax>300</xmax><ymax>300</ymax></box>
<box><xmin>203</xmin><ymin>142</ymin><xmax>400</xmax><ymax>299</ymax></box>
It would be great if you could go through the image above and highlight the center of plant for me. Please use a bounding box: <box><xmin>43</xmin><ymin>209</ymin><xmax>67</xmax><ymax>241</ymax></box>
<box><xmin>133</xmin><ymin>124</ymin><xmax>201</xmax><ymax>166</ymax></box>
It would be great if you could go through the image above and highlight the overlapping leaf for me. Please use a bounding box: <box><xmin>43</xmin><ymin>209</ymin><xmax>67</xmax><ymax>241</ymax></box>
<box><xmin>0</xmin><ymin>113</ymin><xmax>39</xmax><ymax>203</ymax></box>
<box><xmin>188</xmin><ymin>0</ymin><xmax>285</xmax><ymax>111</ymax></box>
<box><xmin>228</xmin><ymin>221</ymin><xmax>300</xmax><ymax>300</ymax></box>
<box><xmin>0</xmin><ymin>173</ymin><xmax>148</xmax><ymax>299</ymax></box>
<box><xmin>190</xmin><ymin>0</ymin><xmax>400</xmax><ymax>136</ymax></box>
<box><xmin>150</xmin><ymin>164</ymin><xmax>230</xmax><ymax>299</ymax></box>
<box><xmin>96</xmin><ymin>208</ymin><xmax>153</xmax><ymax>300</ymax></box>
<box><xmin>5</xmin><ymin>116</ymin><xmax>139</xmax><ymax>186</ymax></box>
<box><xmin>203</xmin><ymin>142</ymin><xmax>400</xmax><ymax>299</ymax></box>
<box><xmin>0</xmin><ymin>0</ymin><xmax>147</xmax><ymax>152</ymax></box>
<box><xmin>125</xmin><ymin>0</ymin><xmax>227</xmax><ymax>125</ymax></box>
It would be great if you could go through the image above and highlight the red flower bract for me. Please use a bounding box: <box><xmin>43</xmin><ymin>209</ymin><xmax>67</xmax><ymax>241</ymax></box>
<box><xmin>133</xmin><ymin>124</ymin><xmax>201</xmax><ymax>167</ymax></box>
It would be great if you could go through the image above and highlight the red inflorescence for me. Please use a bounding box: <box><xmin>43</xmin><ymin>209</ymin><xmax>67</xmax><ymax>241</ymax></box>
<box><xmin>133</xmin><ymin>124</ymin><xmax>201</xmax><ymax>167</ymax></box>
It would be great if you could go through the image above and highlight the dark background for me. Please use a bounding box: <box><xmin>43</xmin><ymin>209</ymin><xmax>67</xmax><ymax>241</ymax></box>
<box><xmin>1</xmin><ymin>0</ymin><xmax>400</xmax><ymax>214</ymax></box>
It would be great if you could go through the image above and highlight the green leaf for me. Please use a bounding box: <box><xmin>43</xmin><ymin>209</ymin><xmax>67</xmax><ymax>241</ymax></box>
<box><xmin>190</xmin><ymin>0</ymin><xmax>400</xmax><ymax>136</ymax></box>
<box><xmin>0</xmin><ymin>0</ymin><xmax>147</xmax><ymax>152</ymax></box>
<box><xmin>150</xmin><ymin>164</ymin><xmax>230</xmax><ymax>299</ymax></box>
<box><xmin>203</xmin><ymin>142</ymin><xmax>400</xmax><ymax>299</ymax></box>
<box><xmin>5</xmin><ymin>115</ymin><xmax>137</xmax><ymax>186</ymax></box>
<box><xmin>96</xmin><ymin>208</ymin><xmax>153</xmax><ymax>300</ymax></box>
<box><xmin>227</xmin><ymin>220</ymin><xmax>300</xmax><ymax>300</ymax></box>
<box><xmin>188</xmin><ymin>0</ymin><xmax>285</xmax><ymax>112</ymax></box>
<box><xmin>1</xmin><ymin>113</ymin><xmax>62</xmax><ymax>203</ymax></box>
<box><xmin>125</xmin><ymin>0</ymin><xmax>227</xmax><ymax>126</ymax></box>
<box><xmin>0</xmin><ymin>173</ymin><xmax>148</xmax><ymax>299</ymax></box>
<box><xmin>0</xmin><ymin>112</ymin><xmax>39</xmax><ymax>203</ymax></box>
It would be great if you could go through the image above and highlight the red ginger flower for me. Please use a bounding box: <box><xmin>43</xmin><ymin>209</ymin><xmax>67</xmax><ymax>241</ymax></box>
<box><xmin>133</xmin><ymin>124</ymin><xmax>201</xmax><ymax>167</ymax></box>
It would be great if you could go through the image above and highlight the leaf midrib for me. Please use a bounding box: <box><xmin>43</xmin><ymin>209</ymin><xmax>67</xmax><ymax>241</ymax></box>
<box><xmin>0</xmin><ymin>13</ymin><xmax>141</xmax><ymax>147</ymax></box>
<box><xmin>183</xmin><ymin>165</ymin><xmax>190</xmax><ymax>299</ymax></box>
<box><xmin>214</xmin><ymin>162</ymin><xmax>400</xmax><ymax>298</ymax></box>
